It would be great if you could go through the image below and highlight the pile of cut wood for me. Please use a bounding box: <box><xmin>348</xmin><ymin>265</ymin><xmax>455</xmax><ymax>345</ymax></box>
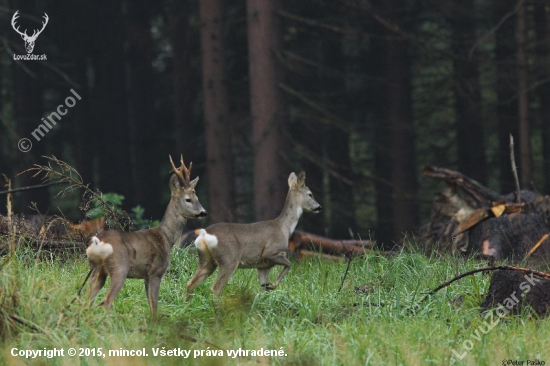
<box><xmin>0</xmin><ymin>215</ymin><xmax>100</xmax><ymax>254</ymax></box>
<box><xmin>419</xmin><ymin>165</ymin><xmax>550</xmax><ymax>265</ymax></box>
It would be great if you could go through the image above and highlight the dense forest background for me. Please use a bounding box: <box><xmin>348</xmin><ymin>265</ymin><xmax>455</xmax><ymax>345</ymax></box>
<box><xmin>0</xmin><ymin>0</ymin><xmax>549</xmax><ymax>245</ymax></box>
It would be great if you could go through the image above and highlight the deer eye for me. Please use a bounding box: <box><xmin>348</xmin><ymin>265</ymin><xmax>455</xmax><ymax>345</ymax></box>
<box><xmin>185</xmin><ymin>198</ymin><xmax>192</xmax><ymax>203</ymax></box>
<box><xmin>308</xmin><ymin>193</ymin><xmax>313</xmax><ymax>197</ymax></box>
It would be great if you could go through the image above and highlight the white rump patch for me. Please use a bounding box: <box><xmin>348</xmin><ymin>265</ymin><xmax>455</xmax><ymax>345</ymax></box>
<box><xmin>86</xmin><ymin>236</ymin><xmax>114</xmax><ymax>260</ymax></box>
<box><xmin>194</xmin><ymin>229</ymin><xmax>218</xmax><ymax>251</ymax></box>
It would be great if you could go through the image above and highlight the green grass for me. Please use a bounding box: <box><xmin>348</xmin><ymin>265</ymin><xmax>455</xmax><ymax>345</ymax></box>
<box><xmin>0</xmin><ymin>244</ymin><xmax>549</xmax><ymax>365</ymax></box>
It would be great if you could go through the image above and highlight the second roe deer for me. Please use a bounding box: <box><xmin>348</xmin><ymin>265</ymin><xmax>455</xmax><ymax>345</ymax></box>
<box><xmin>86</xmin><ymin>155</ymin><xmax>206</xmax><ymax>317</ymax></box>
<box><xmin>186</xmin><ymin>171</ymin><xmax>321</xmax><ymax>296</ymax></box>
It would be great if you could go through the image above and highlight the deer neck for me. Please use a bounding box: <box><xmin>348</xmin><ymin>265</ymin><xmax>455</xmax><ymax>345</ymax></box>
<box><xmin>156</xmin><ymin>200</ymin><xmax>187</xmax><ymax>248</ymax></box>
<box><xmin>276</xmin><ymin>190</ymin><xmax>303</xmax><ymax>238</ymax></box>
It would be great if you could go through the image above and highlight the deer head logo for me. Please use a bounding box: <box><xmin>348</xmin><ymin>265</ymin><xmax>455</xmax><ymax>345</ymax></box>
<box><xmin>11</xmin><ymin>11</ymin><xmax>49</xmax><ymax>54</ymax></box>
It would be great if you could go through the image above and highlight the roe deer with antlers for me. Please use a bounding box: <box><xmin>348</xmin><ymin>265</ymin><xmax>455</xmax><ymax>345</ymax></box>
<box><xmin>86</xmin><ymin>155</ymin><xmax>206</xmax><ymax>317</ymax></box>
<box><xmin>187</xmin><ymin>171</ymin><xmax>321</xmax><ymax>296</ymax></box>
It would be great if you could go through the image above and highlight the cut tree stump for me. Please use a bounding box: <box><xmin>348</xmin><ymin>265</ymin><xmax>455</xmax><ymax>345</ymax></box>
<box><xmin>480</xmin><ymin>270</ymin><xmax>550</xmax><ymax>317</ymax></box>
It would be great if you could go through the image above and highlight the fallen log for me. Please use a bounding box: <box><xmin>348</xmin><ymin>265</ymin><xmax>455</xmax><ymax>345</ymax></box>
<box><xmin>0</xmin><ymin>235</ymin><xmax>86</xmax><ymax>253</ymax></box>
<box><xmin>290</xmin><ymin>230</ymin><xmax>372</xmax><ymax>256</ymax></box>
<box><xmin>297</xmin><ymin>249</ymin><xmax>344</xmax><ymax>261</ymax></box>
<box><xmin>424</xmin><ymin>165</ymin><xmax>502</xmax><ymax>207</ymax></box>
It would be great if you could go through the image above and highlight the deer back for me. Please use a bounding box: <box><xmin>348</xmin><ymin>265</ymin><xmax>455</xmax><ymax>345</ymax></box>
<box><xmin>88</xmin><ymin>228</ymin><xmax>170</xmax><ymax>279</ymax></box>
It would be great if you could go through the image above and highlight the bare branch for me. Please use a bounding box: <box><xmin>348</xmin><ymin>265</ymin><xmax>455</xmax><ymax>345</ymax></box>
<box><xmin>468</xmin><ymin>0</ymin><xmax>526</xmax><ymax>59</ymax></box>
<box><xmin>276</xmin><ymin>10</ymin><xmax>351</xmax><ymax>34</ymax></box>
<box><xmin>420</xmin><ymin>265</ymin><xmax>550</xmax><ymax>304</ymax></box>
<box><xmin>18</xmin><ymin>155</ymin><xmax>130</xmax><ymax>230</ymax></box>
<box><xmin>0</xmin><ymin>181</ymin><xmax>68</xmax><ymax>196</ymax></box>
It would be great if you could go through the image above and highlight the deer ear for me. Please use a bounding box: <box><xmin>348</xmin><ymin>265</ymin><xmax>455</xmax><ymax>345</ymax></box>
<box><xmin>189</xmin><ymin>176</ymin><xmax>199</xmax><ymax>189</ymax></box>
<box><xmin>298</xmin><ymin>171</ymin><xmax>306</xmax><ymax>187</ymax></box>
<box><xmin>169</xmin><ymin>174</ymin><xmax>181</xmax><ymax>192</ymax></box>
<box><xmin>288</xmin><ymin>172</ymin><xmax>297</xmax><ymax>188</ymax></box>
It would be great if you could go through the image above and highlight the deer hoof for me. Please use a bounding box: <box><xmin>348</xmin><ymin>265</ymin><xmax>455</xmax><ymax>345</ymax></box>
<box><xmin>261</xmin><ymin>283</ymin><xmax>276</xmax><ymax>291</ymax></box>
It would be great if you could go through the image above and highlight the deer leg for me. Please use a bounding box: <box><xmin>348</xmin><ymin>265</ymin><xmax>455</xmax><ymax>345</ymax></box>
<box><xmin>88</xmin><ymin>268</ymin><xmax>107</xmax><ymax>305</ymax></box>
<box><xmin>264</xmin><ymin>252</ymin><xmax>291</xmax><ymax>290</ymax></box>
<box><xmin>146</xmin><ymin>276</ymin><xmax>162</xmax><ymax>319</ymax></box>
<box><xmin>186</xmin><ymin>252</ymin><xmax>217</xmax><ymax>297</ymax></box>
<box><xmin>100</xmin><ymin>269</ymin><xmax>127</xmax><ymax>310</ymax></box>
<box><xmin>211</xmin><ymin>260</ymin><xmax>239</xmax><ymax>296</ymax></box>
<box><xmin>257</xmin><ymin>268</ymin><xmax>273</xmax><ymax>289</ymax></box>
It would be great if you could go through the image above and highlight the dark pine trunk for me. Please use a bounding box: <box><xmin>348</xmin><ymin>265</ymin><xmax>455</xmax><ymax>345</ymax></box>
<box><xmin>126</xmin><ymin>0</ymin><xmax>161</xmax><ymax>218</ymax></box>
<box><xmin>494</xmin><ymin>0</ymin><xmax>520</xmax><ymax>193</ymax></box>
<box><xmin>450</xmin><ymin>0</ymin><xmax>487</xmax><ymax>184</ymax></box>
<box><xmin>13</xmin><ymin>63</ymin><xmax>48</xmax><ymax>214</ymax></box>
<box><xmin>534</xmin><ymin>0</ymin><xmax>550</xmax><ymax>194</ymax></box>
<box><xmin>371</xmin><ymin>17</ymin><xmax>393</xmax><ymax>245</ymax></box>
<box><xmin>376</xmin><ymin>0</ymin><xmax>419</xmax><ymax>244</ymax></box>
<box><xmin>11</xmin><ymin>0</ymin><xmax>49</xmax><ymax>214</ymax></box>
<box><xmin>247</xmin><ymin>0</ymin><xmax>287</xmax><ymax>220</ymax></box>
<box><xmin>94</xmin><ymin>0</ymin><xmax>133</xmax><ymax>207</ymax></box>
<box><xmin>516</xmin><ymin>2</ymin><xmax>531</xmax><ymax>188</ymax></box>
<box><xmin>166</xmin><ymin>0</ymin><xmax>201</xmax><ymax>160</ymax></box>
<box><xmin>200</xmin><ymin>0</ymin><xmax>235</xmax><ymax>223</ymax></box>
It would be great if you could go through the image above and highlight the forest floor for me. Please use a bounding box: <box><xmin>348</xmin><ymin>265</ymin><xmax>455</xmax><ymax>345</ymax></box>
<box><xmin>0</xmin><ymin>242</ymin><xmax>549</xmax><ymax>365</ymax></box>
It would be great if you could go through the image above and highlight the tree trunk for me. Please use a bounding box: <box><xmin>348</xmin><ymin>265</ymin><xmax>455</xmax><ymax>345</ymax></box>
<box><xmin>72</xmin><ymin>63</ymin><xmax>94</xmax><ymax>189</ymax></box>
<box><xmin>200</xmin><ymin>0</ymin><xmax>235</xmax><ymax>223</ymax></box>
<box><xmin>94</xmin><ymin>0</ymin><xmax>133</xmax><ymax>208</ymax></box>
<box><xmin>450</xmin><ymin>0</ymin><xmax>487</xmax><ymax>184</ymax></box>
<box><xmin>11</xmin><ymin>0</ymin><xmax>49</xmax><ymax>214</ymax></box>
<box><xmin>372</xmin><ymin>21</ymin><xmax>394</xmax><ymax>245</ymax></box>
<box><xmin>13</xmin><ymin>63</ymin><xmax>48</xmax><ymax>214</ymax></box>
<box><xmin>247</xmin><ymin>0</ymin><xmax>287</xmax><ymax>220</ymax></box>
<box><xmin>495</xmin><ymin>0</ymin><xmax>520</xmax><ymax>193</ymax></box>
<box><xmin>166</xmin><ymin>0</ymin><xmax>200</xmax><ymax>158</ymax></box>
<box><xmin>126</xmin><ymin>0</ymin><xmax>161</xmax><ymax>218</ymax></box>
<box><xmin>534</xmin><ymin>0</ymin><xmax>550</xmax><ymax>194</ymax></box>
<box><xmin>380</xmin><ymin>0</ymin><xmax>419</xmax><ymax>243</ymax></box>
<box><xmin>516</xmin><ymin>2</ymin><xmax>531</xmax><ymax>188</ymax></box>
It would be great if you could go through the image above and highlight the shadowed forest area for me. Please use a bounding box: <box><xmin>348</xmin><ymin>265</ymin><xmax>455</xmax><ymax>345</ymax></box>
<box><xmin>0</xmin><ymin>0</ymin><xmax>549</xmax><ymax>247</ymax></box>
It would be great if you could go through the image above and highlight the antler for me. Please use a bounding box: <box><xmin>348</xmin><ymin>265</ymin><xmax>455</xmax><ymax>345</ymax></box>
<box><xmin>30</xmin><ymin>13</ymin><xmax>49</xmax><ymax>39</ymax></box>
<box><xmin>11</xmin><ymin>11</ymin><xmax>26</xmax><ymax>37</ymax></box>
<box><xmin>169</xmin><ymin>155</ymin><xmax>193</xmax><ymax>187</ymax></box>
<box><xmin>11</xmin><ymin>11</ymin><xmax>48</xmax><ymax>40</ymax></box>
